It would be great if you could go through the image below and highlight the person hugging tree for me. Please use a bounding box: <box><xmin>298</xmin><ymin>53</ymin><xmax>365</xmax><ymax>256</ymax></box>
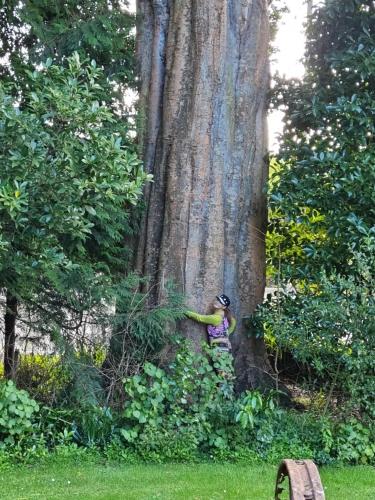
<box><xmin>184</xmin><ymin>294</ymin><xmax>236</xmax><ymax>353</ymax></box>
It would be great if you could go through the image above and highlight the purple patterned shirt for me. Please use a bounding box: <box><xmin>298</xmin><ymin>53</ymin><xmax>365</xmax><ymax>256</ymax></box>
<box><xmin>207</xmin><ymin>316</ymin><xmax>229</xmax><ymax>340</ymax></box>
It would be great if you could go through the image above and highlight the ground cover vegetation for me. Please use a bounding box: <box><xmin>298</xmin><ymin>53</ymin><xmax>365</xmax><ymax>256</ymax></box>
<box><xmin>1</xmin><ymin>343</ymin><xmax>374</xmax><ymax>468</ymax></box>
<box><xmin>0</xmin><ymin>0</ymin><xmax>374</xmax><ymax>474</ymax></box>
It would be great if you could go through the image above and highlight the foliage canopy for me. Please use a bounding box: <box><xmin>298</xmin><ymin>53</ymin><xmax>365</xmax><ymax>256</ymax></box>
<box><xmin>0</xmin><ymin>1</ymin><xmax>135</xmax><ymax>86</ymax></box>
<box><xmin>269</xmin><ymin>0</ymin><xmax>375</xmax><ymax>279</ymax></box>
<box><xmin>262</xmin><ymin>0</ymin><xmax>375</xmax><ymax>421</ymax></box>
<box><xmin>0</xmin><ymin>53</ymin><xmax>148</xmax><ymax>299</ymax></box>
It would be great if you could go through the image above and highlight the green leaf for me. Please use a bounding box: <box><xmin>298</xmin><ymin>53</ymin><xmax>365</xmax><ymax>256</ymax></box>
<box><xmin>84</xmin><ymin>205</ymin><xmax>96</xmax><ymax>216</ymax></box>
<box><xmin>132</xmin><ymin>410</ymin><xmax>141</xmax><ymax>419</ymax></box>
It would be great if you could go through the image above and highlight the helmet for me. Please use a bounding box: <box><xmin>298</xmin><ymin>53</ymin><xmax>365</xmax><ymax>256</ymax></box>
<box><xmin>216</xmin><ymin>294</ymin><xmax>230</xmax><ymax>307</ymax></box>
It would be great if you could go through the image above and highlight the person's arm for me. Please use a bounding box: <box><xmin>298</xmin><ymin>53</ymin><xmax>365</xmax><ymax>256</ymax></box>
<box><xmin>184</xmin><ymin>310</ymin><xmax>222</xmax><ymax>326</ymax></box>
<box><xmin>228</xmin><ymin>317</ymin><xmax>236</xmax><ymax>335</ymax></box>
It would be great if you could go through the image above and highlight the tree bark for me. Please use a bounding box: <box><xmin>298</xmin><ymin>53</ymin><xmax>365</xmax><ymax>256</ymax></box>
<box><xmin>4</xmin><ymin>291</ymin><xmax>18</xmax><ymax>380</ymax></box>
<box><xmin>307</xmin><ymin>0</ymin><xmax>313</xmax><ymax>17</ymax></box>
<box><xmin>136</xmin><ymin>0</ymin><xmax>272</xmax><ymax>390</ymax></box>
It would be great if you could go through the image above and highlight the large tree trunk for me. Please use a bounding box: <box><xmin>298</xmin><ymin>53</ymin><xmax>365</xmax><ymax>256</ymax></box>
<box><xmin>136</xmin><ymin>0</ymin><xmax>272</xmax><ymax>390</ymax></box>
<box><xmin>4</xmin><ymin>291</ymin><xmax>18</xmax><ymax>380</ymax></box>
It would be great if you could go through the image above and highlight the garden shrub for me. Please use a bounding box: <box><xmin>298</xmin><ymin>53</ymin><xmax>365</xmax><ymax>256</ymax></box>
<box><xmin>259</xmin><ymin>260</ymin><xmax>375</xmax><ymax>420</ymax></box>
<box><xmin>15</xmin><ymin>354</ymin><xmax>70</xmax><ymax>405</ymax></box>
<box><xmin>120</xmin><ymin>343</ymin><xmax>287</xmax><ymax>462</ymax></box>
<box><xmin>50</xmin><ymin>443</ymin><xmax>102</xmax><ymax>464</ymax></box>
<box><xmin>1</xmin><ymin>346</ymin><xmax>373</xmax><ymax>467</ymax></box>
<box><xmin>261</xmin><ymin>411</ymin><xmax>333</xmax><ymax>465</ymax></box>
<box><xmin>333</xmin><ymin>419</ymin><xmax>375</xmax><ymax>465</ymax></box>
<box><xmin>71</xmin><ymin>405</ymin><xmax>117</xmax><ymax>448</ymax></box>
<box><xmin>133</xmin><ymin>423</ymin><xmax>201</xmax><ymax>463</ymax></box>
<box><xmin>0</xmin><ymin>380</ymin><xmax>39</xmax><ymax>446</ymax></box>
<box><xmin>104</xmin><ymin>441</ymin><xmax>140</xmax><ymax>464</ymax></box>
<box><xmin>32</xmin><ymin>404</ymin><xmax>117</xmax><ymax>449</ymax></box>
<box><xmin>118</xmin><ymin>342</ymin><xmax>241</xmax><ymax>460</ymax></box>
<box><xmin>117</xmin><ymin>344</ymin><xmax>375</xmax><ymax>465</ymax></box>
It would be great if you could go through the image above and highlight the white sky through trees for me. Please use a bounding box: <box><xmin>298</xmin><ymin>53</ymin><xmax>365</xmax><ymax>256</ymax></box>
<box><xmin>269</xmin><ymin>0</ymin><xmax>310</xmax><ymax>151</ymax></box>
<box><xmin>127</xmin><ymin>0</ymin><xmax>309</xmax><ymax>151</ymax></box>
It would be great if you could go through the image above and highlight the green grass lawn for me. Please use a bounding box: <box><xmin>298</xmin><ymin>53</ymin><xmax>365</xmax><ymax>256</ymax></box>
<box><xmin>1</xmin><ymin>463</ymin><xmax>374</xmax><ymax>499</ymax></box>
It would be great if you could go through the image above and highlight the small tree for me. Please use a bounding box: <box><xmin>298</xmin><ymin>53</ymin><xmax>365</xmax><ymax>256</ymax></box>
<box><xmin>260</xmin><ymin>255</ymin><xmax>375</xmax><ymax>419</ymax></box>
<box><xmin>0</xmin><ymin>54</ymin><xmax>149</xmax><ymax>378</ymax></box>
<box><xmin>263</xmin><ymin>0</ymin><xmax>375</xmax><ymax>417</ymax></box>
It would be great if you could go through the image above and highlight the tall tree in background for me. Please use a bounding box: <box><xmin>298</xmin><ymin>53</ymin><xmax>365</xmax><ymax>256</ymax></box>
<box><xmin>270</xmin><ymin>0</ymin><xmax>375</xmax><ymax>280</ymax></box>
<box><xmin>262</xmin><ymin>0</ymin><xmax>375</xmax><ymax>415</ymax></box>
<box><xmin>0</xmin><ymin>57</ymin><xmax>148</xmax><ymax>380</ymax></box>
<box><xmin>0</xmin><ymin>1</ymin><xmax>136</xmax><ymax>121</ymax></box>
<box><xmin>136</xmin><ymin>0</ymin><xmax>271</xmax><ymax>390</ymax></box>
<box><xmin>0</xmin><ymin>1</ymin><xmax>135</xmax><ymax>86</ymax></box>
<box><xmin>0</xmin><ymin>1</ymin><xmax>137</xmax><ymax>378</ymax></box>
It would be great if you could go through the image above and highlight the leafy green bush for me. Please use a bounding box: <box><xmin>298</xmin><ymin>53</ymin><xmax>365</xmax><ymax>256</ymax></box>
<box><xmin>103</xmin><ymin>279</ymin><xmax>186</xmax><ymax>402</ymax></box>
<box><xmin>334</xmin><ymin>419</ymin><xmax>375</xmax><ymax>465</ymax></box>
<box><xmin>31</xmin><ymin>404</ymin><xmax>117</xmax><ymax>449</ymax></box>
<box><xmin>15</xmin><ymin>355</ymin><xmax>70</xmax><ymax>405</ymax></box>
<box><xmin>0</xmin><ymin>53</ymin><xmax>148</xmax><ymax>284</ymax></box>
<box><xmin>122</xmin><ymin>342</ymin><xmax>234</xmax><ymax>430</ymax></box>
<box><xmin>0</xmin><ymin>381</ymin><xmax>39</xmax><ymax>446</ymax></box>
<box><xmin>2</xmin><ymin>347</ymin><xmax>374</xmax><ymax>466</ymax></box>
<box><xmin>132</xmin><ymin>424</ymin><xmax>200</xmax><ymax>463</ymax></box>
<box><xmin>261</xmin><ymin>411</ymin><xmax>333</xmax><ymax>465</ymax></box>
<box><xmin>119</xmin><ymin>342</ymin><xmax>236</xmax><ymax>459</ymax></box>
<box><xmin>116</xmin><ymin>343</ymin><xmax>375</xmax><ymax>465</ymax></box>
<box><xmin>72</xmin><ymin>406</ymin><xmax>116</xmax><ymax>448</ymax></box>
<box><xmin>259</xmin><ymin>259</ymin><xmax>375</xmax><ymax>419</ymax></box>
<box><xmin>0</xmin><ymin>441</ymin><xmax>101</xmax><ymax>469</ymax></box>
<box><xmin>235</xmin><ymin>390</ymin><xmax>281</xmax><ymax>430</ymax></box>
<box><xmin>0</xmin><ymin>52</ymin><xmax>149</xmax><ymax>383</ymax></box>
<box><xmin>104</xmin><ymin>441</ymin><xmax>140</xmax><ymax>464</ymax></box>
<box><xmin>49</xmin><ymin>443</ymin><xmax>102</xmax><ymax>464</ymax></box>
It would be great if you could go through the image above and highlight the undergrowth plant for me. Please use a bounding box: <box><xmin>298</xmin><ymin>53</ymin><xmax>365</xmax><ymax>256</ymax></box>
<box><xmin>259</xmin><ymin>254</ymin><xmax>375</xmax><ymax>420</ymax></box>
<box><xmin>0</xmin><ymin>380</ymin><xmax>39</xmax><ymax>446</ymax></box>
